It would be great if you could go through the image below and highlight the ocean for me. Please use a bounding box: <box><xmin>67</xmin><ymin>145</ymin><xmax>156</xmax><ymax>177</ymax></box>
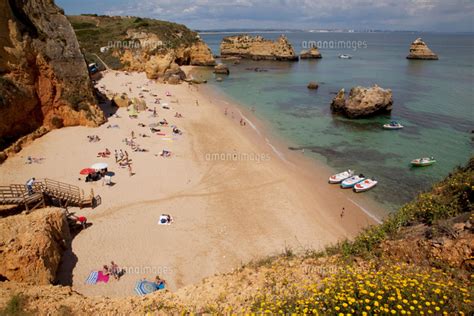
<box><xmin>196</xmin><ymin>31</ymin><xmax>474</xmax><ymax>211</ymax></box>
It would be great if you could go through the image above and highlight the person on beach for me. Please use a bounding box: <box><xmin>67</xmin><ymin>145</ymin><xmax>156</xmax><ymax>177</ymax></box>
<box><xmin>128</xmin><ymin>163</ymin><xmax>133</xmax><ymax>177</ymax></box>
<box><xmin>114</xmin><ymin>150</ymin><xmax>118</xmax><ymax>163</ymax></box>
<box><xmin>131</xmin><ymin>131</ymin><xmax>135</xmax><ymax>139</ymax></box>
<box><xmin>102</xmin><ymin>265</ymin><xmax>110</xmax><ymax>276</ymax></box>
<box><xmin>110</xmin><ymin>261</ymin><xmax>121</xmax><ymax>280</ymax></box>
<box><xmin>340</xmin><ymin>207</ymin><xmax>345</xmax><ymax>218</ymax></box>
<box><xmin>155</xmin><ymin>275</ymin><xmax>166</xmax><ymax>287</ymax></box>
<box><xmin>195</xmin><ymin>99</ymin><xmax>199</xmax><ymax>106</ymax></box>
<box><xmin>26</xmin><ymin>177</ymin><xmax>35</xmax><ymax>195</ymax></box>
<box><xmin>224</xmin><ymin>108</ymin><xmax>228</xmax><ymax>116</ymax></box>
<box><xmin>153</xmin><ymin>107</ymin><xmax>157</xmax><ymax>117</ymax></box>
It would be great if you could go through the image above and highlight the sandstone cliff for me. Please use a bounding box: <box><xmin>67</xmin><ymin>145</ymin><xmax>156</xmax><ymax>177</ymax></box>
<box><xmin>331</xmin><ymin>85</ymin><xmax>393</xmax><ymax>118</ymax></box>
<box><xmin>0</xmin><ymin>208</ymin><xmax>70</xmax><ymax>285</ymax></box>
<box><xmin>68</xmin><ymin>15</ymin><xmax>215</xmax><ymax>81</ymax></box>
<box><xmin>220</xmin><ymin>34</ymin><xmax>298</xmax><ymax>61</ymax></box>
<box><xmin>0</xmin><ymin>0</ymin><xmax>105</xmax><ymax>156</ymax></box>
<box><xmin>406</xmin><ymin>38</ymin><xmax>438</xmax><ymax>60</ymax></box>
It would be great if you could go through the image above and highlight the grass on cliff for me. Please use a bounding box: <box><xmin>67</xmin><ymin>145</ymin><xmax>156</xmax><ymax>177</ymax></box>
<box><xmin>68</xmin><ymin>15</ymin><xmax>199</xmax><ymax>69</ymax></box>
<box><xmin>0</xmin><ymin>294</ymin><xmax>28</xmax><ymax>316</ymax></box>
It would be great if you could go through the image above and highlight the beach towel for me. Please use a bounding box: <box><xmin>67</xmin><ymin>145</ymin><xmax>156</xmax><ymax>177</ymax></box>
<box><xmin>97</xmin><ymin>271</ymin><xmax>110</xmax><ymax>283</ymax></box>
<box><xmin>85</xmin><ymin>271</ymin><xmax>99</xmax><ymax>284</ymax></box>
<box><xmin>85</xmin><ymin>271</ymin><xmax>109</xmax><ymax>284</ymax></box>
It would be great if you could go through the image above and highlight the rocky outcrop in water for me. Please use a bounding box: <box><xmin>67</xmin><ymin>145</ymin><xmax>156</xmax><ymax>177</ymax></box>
<box><xmin>0</xmin><ymin>208</ymin><xmax>70</xmax><ymax>285</ymax></box>
<box><xmin>331</xmin><ymin>85</ymin><xmax>393</xmax><ymax>118</ymax></box>
<box><xmin>220</xmin><ymin>34</ymin><xmax>298</xmax><ymax>61</ymax></box>
<box><xmin>406</xmin><ymin>38</ymin><xmax>438</xmax><ymax>60</ymax></box>
<box><xmin>214</xmin><ymin>63</ymin><xmax>230</xmax><ymax>75</ymax></box>
<box><xmin>300</xmin><ymin>47</ymin><xmax>322</xmax><ymax>59</ymax></box>
<box><xmin>0</xmin><ymin>0</ymin><xmax>105</xmax><ymax>158</ymax></box>
<box><xmin>307</xmin><ymin>82</ymin><xmax>319</xmax><ymax>90</ymax></box>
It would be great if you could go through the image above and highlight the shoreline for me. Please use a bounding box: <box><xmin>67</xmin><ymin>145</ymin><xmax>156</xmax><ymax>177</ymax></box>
<box><xmin>0</xmin><ymin>70</ymin><xmax>386</xmax><ymax>298</ymax></box>
<box><xmin>194</xmin><ymin>76</ymin><xmax>387</xmax><ymax>222</ymax></box>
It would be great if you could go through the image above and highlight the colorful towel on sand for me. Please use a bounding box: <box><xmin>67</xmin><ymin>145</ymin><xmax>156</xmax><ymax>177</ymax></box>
<box><xmin>85</xmin><ymin>271</ymin><xmax>98</xmax><ymax>284</ymax></box>
<box><xmin>85</xmin><ymin>271</ymin><xmax>110</xmax><ymax>284</ymax></box>
<box><xmin>97</xmin><ymin>271</ymin><xmax>110</xmax><ymax>283</ymax></box>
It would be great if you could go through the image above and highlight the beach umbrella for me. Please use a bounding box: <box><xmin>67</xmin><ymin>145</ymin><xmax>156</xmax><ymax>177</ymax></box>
<box><xmin>134</xmin><ymin>280</ymin><xmax>161</xmax><ymax>296</ymax></box>
<box><xmin>91</xmin><ymin>162</ymin><xmax>108</xmax><ymax>170</ymax></box>
<box><xmin>79</xmin><ymin>168</ymin><xmax>95</xmax><ymax>175</ymax></box>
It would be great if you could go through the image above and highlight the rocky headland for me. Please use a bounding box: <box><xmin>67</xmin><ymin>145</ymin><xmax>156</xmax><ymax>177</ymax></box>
<box><xmin>330</xmin><ymin>85</ymin><xmax>393</xmax><ymax>118</ymax></box>
<box><xmin>68</xmin><ymin>15</ymin><xmax>216</xmax><ymax>82</ymax></box>
<box><xmin>220</xmin><ymin>34</ymin><xmax>298</xmax><ymax>61</ymax></box>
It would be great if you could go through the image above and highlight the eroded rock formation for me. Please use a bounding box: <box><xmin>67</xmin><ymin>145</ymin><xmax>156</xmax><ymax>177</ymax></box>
<box><xmin>0</xmin><ymin>208</ymin><xmax>70</xmax><ymax>284</ymax></box>
<box><xmin>0</xmin><ymin>0</ymin><xmax>105</xmax><ymax>158</ymax></box>
<box><xmin>330</xmin><ymin>85</ymin><xmax>393</xmax><ymax>118</ymax></box>
<box><xmin>119</xmin><ymin>29</ymin><xmax>215</xmax><ymax>81</ymax></box>
<box><xmin>300</xmin><ymin>47</ymin><xmax>322</xmax><ymax>59</ymax></box>
<box><xmin>214</xmin><ymin>63</ymin><xmax>230</xmax><ymax>75</ymax></box>
<box><xmin>407</xmin><ymin>38</ymin><xmax>438</xmax><ymax>60</ymax></box>
<box><xmin>220</xmin><ymin>34</ymin><xmax>298</xmax><ymax>61</ymax></box>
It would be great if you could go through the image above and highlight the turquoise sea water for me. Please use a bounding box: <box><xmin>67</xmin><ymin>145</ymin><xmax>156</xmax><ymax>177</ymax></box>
<box><xmin>196</xmin><ymin>32</ymin><xmax>473</xmax><ymax>211</ymax></box>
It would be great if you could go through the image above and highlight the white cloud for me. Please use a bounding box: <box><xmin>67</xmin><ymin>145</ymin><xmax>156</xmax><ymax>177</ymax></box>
<box><xmin>63</xmin><ymin>0</ymin><xmax>474</xmax><ymax>32</ymax></box>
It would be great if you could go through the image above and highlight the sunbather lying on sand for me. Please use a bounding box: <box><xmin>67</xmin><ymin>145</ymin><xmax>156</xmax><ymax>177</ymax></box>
<box><xmin>26</xmin><ymin>156</ymin><xmax>45</xmax><ymax>164</ymax></box>
<box><xmin>150</xmin><ymin>127</ymin><xmax>161</xmax><ymax>133</ymax></box>
<box><xmin>159</xmin><ymin>119</ymin><xmax>168</xmax><ymax>126</ymax></box>
<box><xmin>172</xmin><ymin>127</ymin><xmax>182</xmax><ymax>135</ymax></box>
<box><xmin>174</xmin><ymin>112</ymin><xmax>183</xmax><ymax>118</ymax></box>
<box><xmin>87</xmin><ymin>135</ymin><xmax>101</xmax><ymax>142</ymax></box>
<box><xmin>159</xmin><ymin>150</ymin><xmax>172</xmax><ymax>158</ymax></box>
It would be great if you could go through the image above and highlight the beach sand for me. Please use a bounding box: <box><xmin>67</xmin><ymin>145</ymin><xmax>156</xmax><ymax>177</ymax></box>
<box><xmin>0</xmin><ymin>70</ymin><xmax>385</xmax><ymax>297</ymax></box>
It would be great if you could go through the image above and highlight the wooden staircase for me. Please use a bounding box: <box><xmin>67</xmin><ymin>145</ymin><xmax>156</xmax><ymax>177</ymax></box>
<box><xmin>0</xmin><ymin>179</ymin><xmax>99</xmax><ymax>212</ymax></box>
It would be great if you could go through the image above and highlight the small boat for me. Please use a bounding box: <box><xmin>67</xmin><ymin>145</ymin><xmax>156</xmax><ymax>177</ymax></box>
<box><xmin>341</xmin><ymin>174</ymin><xmax>366</xmax><ymax>189</ymax></box>
<box><xmin>354</xmin><ymin>178</ymin><xmax>378</xmax><ymax>192</ymax></box>
<box><xmin>383</xmin><ymin>121</ymin><xmax>404</xmax><ymax>130</ymax></box>
<box><xmin>329</xmin><ymin>169</ymin><xmax>355</xmax><ymax>184</ymax></box>
<box><xmin>339</xmin><ymin>54</ymin><xmax>352</xmax><ymax>59</ymax></box>
<box><xmin>411</xmin><ymin>157</ymin><xmax>436</xmax><ymax>167</ymax></box>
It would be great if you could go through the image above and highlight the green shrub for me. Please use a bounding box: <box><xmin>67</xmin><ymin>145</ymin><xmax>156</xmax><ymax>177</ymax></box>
<box><xmin>1</xmin><ymin>294</ymin><xmax>28</xmax><ymax>316</ymax></box>
<box><xmin>51</xmin><ymin>116</ymin><xmax>64</xmax><ymax>128</ymax></box>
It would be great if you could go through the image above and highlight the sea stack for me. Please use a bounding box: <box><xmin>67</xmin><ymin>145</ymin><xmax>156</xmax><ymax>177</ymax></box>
<box><xmin>330</xmin><ymin>85</ymin><xmax>393</xmax><ymax>118</ymax></box>
<box><xmin>220</xmin><ymin>34</ymin><xmax>298</xmax><ymax>61</ymax></box>
<box><xmin>406</xmin><ymin>38</ymin><xmax>438</xmax><ymax>60</ymax></box>
<box><xmin>214</xmin><ymin>63</ymin><xmax>230</xmax><ymax>75</ymax></box>
<box><xmin>300</xmin><ymin>47</ymin><xmax>322</xmax><ymax>59</ymax></box>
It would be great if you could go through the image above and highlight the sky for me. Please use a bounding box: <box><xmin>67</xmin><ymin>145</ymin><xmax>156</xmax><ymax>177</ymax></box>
<box><xmin>56</xmin><ymin>0</ymin><xmax>474</xmax><ymax>32</ymax></box>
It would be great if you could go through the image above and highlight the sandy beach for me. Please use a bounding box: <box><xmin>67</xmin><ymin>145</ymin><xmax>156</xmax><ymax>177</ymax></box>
<box><xmin>0</xmin><ymin>69</ymin><xmax>385</xmax><ymax>297</ymax></box>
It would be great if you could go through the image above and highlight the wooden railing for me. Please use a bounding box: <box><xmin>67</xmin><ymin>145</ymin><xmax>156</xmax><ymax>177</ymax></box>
<box><xmin>0</xmin><ymin>178</ymin><xmax>98</xmax><ymax>210</ymax></box>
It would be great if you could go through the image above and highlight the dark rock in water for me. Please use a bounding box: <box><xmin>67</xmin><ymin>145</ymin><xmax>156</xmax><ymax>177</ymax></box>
<box><xmin>330</xmin><ymin>85</ymin><xmax>393</xmax><ymax>118</ymax></box>
<box><xmin>245</xmin><ymin>67</ymin><xmax>268</xmax><ymax>72</ymax></box>
<box><xmin>307</xmin><ymin>82</ymin><xmax>319</xmax><ymax>90</ymax></box>
<box><xmin>214</xmin><ymin>63</ymin><xmax>230</xmax><ymax>75</ymax></box>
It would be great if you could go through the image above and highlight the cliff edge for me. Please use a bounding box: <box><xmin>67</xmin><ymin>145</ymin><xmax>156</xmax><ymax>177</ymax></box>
<box><xmin>0</xmin><ymin>0</ymin><xmax>105</xmax><ymax>160</ymax></box>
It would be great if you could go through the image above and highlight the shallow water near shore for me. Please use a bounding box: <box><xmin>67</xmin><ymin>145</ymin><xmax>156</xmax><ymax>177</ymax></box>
<box><xmin>196</xmin><ymin>32</ymin><xmax>474</xmax><ymax>211</ymax></box>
